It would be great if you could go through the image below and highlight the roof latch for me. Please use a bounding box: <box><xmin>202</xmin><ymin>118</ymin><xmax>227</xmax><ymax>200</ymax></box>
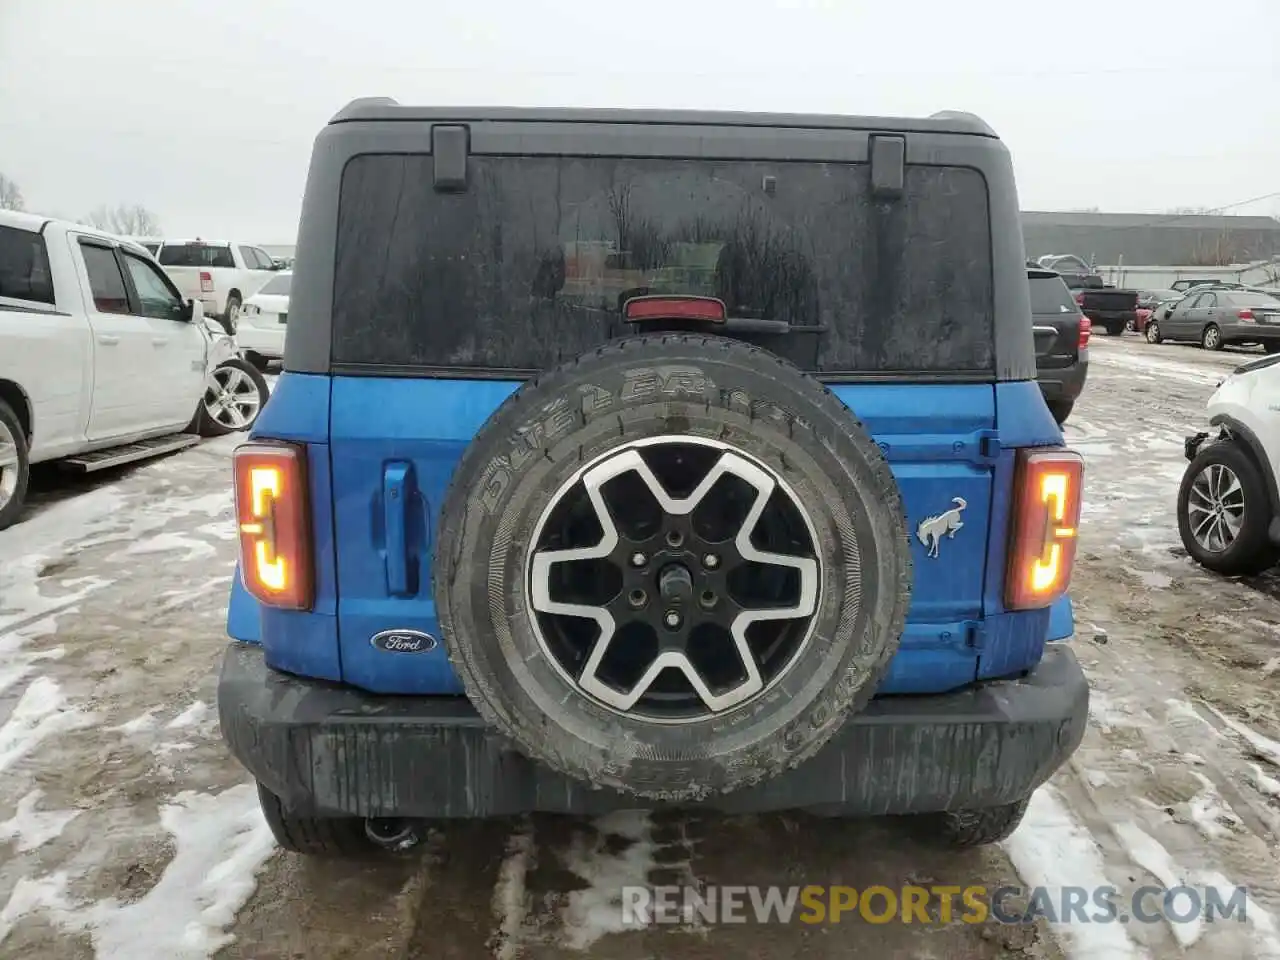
<box><xmin>870</xmin><ymin>135</ymin><xmax>905</xmax><ymax>200</ymax></box>
<box><xmin>432</xmin><ymin>124</ymin><xmax>470</xmax><ymax>193</ymax></box>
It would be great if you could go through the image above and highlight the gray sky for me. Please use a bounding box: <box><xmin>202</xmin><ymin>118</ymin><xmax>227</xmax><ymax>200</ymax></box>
<box><xmin>2</xmin><ymin>0</ymin><xmax>1277</xmax><ymax>242</ymax></box>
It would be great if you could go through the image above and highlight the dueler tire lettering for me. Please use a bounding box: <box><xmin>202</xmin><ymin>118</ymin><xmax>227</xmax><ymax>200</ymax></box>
<box><xmin>434</xmin><ymin>334</ymin><xmax>912</xmax><ymax>801</ymax></box>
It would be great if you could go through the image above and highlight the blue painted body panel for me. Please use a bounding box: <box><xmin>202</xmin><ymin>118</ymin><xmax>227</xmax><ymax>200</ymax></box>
<box><xmin>226</xmin><ymin>373</ymin><xmax>343</xmax><ymax>681</ymax></box>
<box><xmin>227</xmin><ymin>373</ymin><xmax>1076</xmax><ymax>697</ymax></box>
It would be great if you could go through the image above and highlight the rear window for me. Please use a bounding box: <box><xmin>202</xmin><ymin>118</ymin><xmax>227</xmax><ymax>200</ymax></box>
<box><xmin>0</xmin><ymin>225</ymin><xmax>55</xmax><ymax>305</ymax></box>
<box><xmin>261</xmin><ymin>273</ymin><xmax>291</xmax><ymax>296</ymax></box>
<box><xmin>158</xmin><ymin>243</ymin><xmax>235</xmax><ymax>269</ymax></box>
<box><xmin>1028</xmin><ymin>275</ymin><xmax>1079</xmax><ymax>314</ymax></box>
<box><xmin>332</xmin><ymin>154</ymin><xmax>995</xmax><ymax>375</ymax></box>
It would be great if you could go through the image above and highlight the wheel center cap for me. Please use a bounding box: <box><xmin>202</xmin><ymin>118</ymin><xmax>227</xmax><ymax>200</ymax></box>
<box><xmin>658</xmin><ymin>563</ymin><xmax>694</xmax><ymax>604</ymax></box>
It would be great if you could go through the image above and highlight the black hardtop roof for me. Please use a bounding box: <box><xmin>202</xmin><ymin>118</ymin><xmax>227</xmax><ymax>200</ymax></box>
<box><xmin>328</xmin><ymin>97</ymin><xmax>999</xmax><ymax>138</ymax></box>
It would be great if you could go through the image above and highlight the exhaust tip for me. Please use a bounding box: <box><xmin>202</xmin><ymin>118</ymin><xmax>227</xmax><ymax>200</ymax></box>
<box><xmin>365</xmin><ymin>818</ymin><xmax>425</xmax><ymax>852</ymax></box>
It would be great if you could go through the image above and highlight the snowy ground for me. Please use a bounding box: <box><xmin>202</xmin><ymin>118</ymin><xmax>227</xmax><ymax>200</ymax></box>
<box><xmin>4</xmin><ymin>337</ymin><xmax>1280</xmax><ymax>958</ymax></box>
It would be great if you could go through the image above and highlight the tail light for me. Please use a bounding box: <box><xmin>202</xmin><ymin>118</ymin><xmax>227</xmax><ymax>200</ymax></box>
<box><xmin>1078</xmin><ymin>316</ymin><xmax>1091</xmax><ymax>349</ymax></box>
<box><xmin>1073</xmin><ymin>292</ymin><xmax>1085</xmax><ymax>306</ymax></box>
<box><xmin>1005</xmin><ymin>448</ymin><xmax>1084</xmax><ymax>611</ymax></box>
<box><xmin>200</xmin><ymin>271</ymin><xmax>214</xmax><ymax>294</ymax></box>
<box><xmin>1238</xmin><ymin>309</ymin><xmax>1255</xmax><ymax>321</ymax></box>
<box><xmin>233</xmin><ymin>442</ymin><xmax>313</xmax><ymax>610</ymax></box>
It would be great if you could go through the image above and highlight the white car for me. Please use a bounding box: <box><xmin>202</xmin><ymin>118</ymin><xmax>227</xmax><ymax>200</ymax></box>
<box><xmin>0</xmin><ymin>211</ymin><xmax>270</xmax><ymax>530</ymax></box>
<box><xmin>1179</xmin><ymin>353</ymin><xmax>1280</xmax><ymax>574</ymax></box>
<box><xmin>237</xmin><ymin>270</ymin><xmax>290</xmax><ymax>368</ymax></box>
<box><xmin>154</xmin><ymin>239</ymin><xmax>279</xmax><ymax>334</ymax></box>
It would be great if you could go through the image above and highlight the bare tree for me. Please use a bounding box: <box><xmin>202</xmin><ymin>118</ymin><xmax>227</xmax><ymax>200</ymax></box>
<box><xmin>83</xmin><ymin>203</ymin><xmax>162</xmax><ymax>236</ymax></box>
<box><xmin>0</xmin><ymin>173</ymin><xmax>24</xmax><ymax>211</ymax></box>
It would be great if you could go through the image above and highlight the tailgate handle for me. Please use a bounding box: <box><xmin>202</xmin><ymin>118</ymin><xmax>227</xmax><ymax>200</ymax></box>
<box><xmin>383</xmin><ymin>462</ymin><xmax>414</xmax><ymax>596</ymax></box>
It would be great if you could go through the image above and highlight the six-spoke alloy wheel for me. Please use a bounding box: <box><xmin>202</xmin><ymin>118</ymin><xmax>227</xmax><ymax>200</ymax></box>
<box><xmin>434</xmin><ymin>334</ymin><xmax>912</xmax><ymax>800</ymax></box>
<box><xmin>528</xmin><ymin>436</ymin><xmax>820</xmax><ymax>721</ymax></box>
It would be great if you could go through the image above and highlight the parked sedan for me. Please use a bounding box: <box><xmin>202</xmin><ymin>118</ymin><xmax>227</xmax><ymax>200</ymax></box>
<box><xmin>1145</xmin><ymin>289</ymin><xmax>1280</xmax><ymax>351</ymax></box>
<box><xmin>236</xmin><ymin>270</ymin><xmax>290</xmax><ymax>369</ymax></box>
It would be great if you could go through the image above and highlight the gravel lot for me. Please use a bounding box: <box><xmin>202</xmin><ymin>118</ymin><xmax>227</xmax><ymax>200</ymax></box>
<box><xmin>5</xmin><ymin>337</ymin><xmax>1280</xmax><ymax>959</ymax></box>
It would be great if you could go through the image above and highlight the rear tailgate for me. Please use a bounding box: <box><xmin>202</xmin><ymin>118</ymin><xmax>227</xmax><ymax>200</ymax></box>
<box><xmin>307</xmin><ymin>123</ymin><xmax>1036</xmax><ymax>699</ymax></box>
<box><xmin>161</xmin><ymin>265</ymin><xmax>206</xmax><ymax>301</ymax></box>
<box><xmin>157</xmin><ymin>242</ymin><xmax>235</xmax><ymax>301</ymax></box>
<box><xmin>1079</xmin><ymin>289</ymin><xmax>1138</xmax><ymax>314</ymax></box>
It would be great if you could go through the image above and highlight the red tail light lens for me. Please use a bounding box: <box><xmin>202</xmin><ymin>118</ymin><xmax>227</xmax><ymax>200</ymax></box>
<box><xmin>1005</xmin><ymin>448</ymin><xmax>1084</xmax><ymax>611</ymax></box>
<box><xmin>1073</xmin><ymin>293</ymin><xmax>1085</xmax><ymax>306</ymax></box>
<box><xmin>233</xmin><ymin>442</ymin><xmax>313</xmax><ymax>610</ymax></box>
<box><xmin>200</xmin><ymin>271</ymin><xmax>214</xmax><ymax>293</ymax></box>
<box><xmin>1239</xmin><ymin>309</ymin><xmax>1255</xmax><ymax>321</ymax></box>
<box><xmin>624</xmin><ymin>295</ymin><xmax>727</xmax><ymax>323</ymax></box>
<box><xmin>1078</xmin><ymin>316</ymin><xmax>1091</xmax><ymax>349</ymax></box>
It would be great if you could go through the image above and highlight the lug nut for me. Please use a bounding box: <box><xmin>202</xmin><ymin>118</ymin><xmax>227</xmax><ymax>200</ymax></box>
<box><xmin>702</xmin><ymin>553</ymin><xmax>719</xmax><ymax>569</ymax></box>
<box><xmin>664</xmin><ymin>610</ymin><xmax>682</xmax><ymax>629</ymax></box>
<box><xmin>630</xmin><ymin>552</ymin><xmax>647</xmax><ymax>568</ymax></box>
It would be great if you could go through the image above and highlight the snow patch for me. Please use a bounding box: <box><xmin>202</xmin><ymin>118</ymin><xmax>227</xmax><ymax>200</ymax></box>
<box><xmin>490</xmin><ymin>819</ymin><xmax>534</xmax><ymax>960</ymax></box>
<box><xmin>1002</xmin><ymin>786</ymin><xmax>1149</xmax><ymax>960</ymax></box>
<box><xmin>0</xmin><ymin>790</ymin><xmax>80</xmax><ymax>853</ymax></box>
<box><xmin>1135</xmin><ymin>570</ymin><xmax>1173</xmax><ymax>590</ymax></box>
<box><xmin>1173</xmin><ymin>772</ymin><xmax>1242</xmax><ymax>841</ymax></box>
<box><xmin>1085</xmin><ymin>769</ymin><xmax>1112</xmax><ymax>789</ymax></box>
<box><xmin>0</xmin><ymin>873</ymin><xmax>71</xmax><ymax>946</ymax></box>
<box><xmin>66</xmin><ymin>784</ymin><xmax>273</xmax><ymax>959</ymax></box>
<box><xmin>111</xmin><ymin>709</ymin><xmax>160</xmax><ymax>735</ymax></box>
<box><xmin>559</xmin><ymin>810</ymin><xmax>659</xmax><ymax>949</ymax></box>
<box><xmin>1090</xmin><ymin>691</ymin><xmax>1144</xmax><ymax>732</ymax></box>
<box><xmin>1204</xmin><ymin>704</ymin><xmax>1280</xmax><ymax>768</ymax></box>
<box><xmin>167</xmin><ymin>702</ymin><xmax>209</xmax><ymax>730</ymax></box>
<box><xmin>1247</xmin><ymin>763</ymin><xmax>1280</xmax><ymax>798</ymax></box>
<box><xmin>122</xmin><ymin>532</ymin><xmax>217</xmax><ymax>563</ymax></box>
<box><xmin>0</xmin><ymin>677</ymin><xmax>93</xmax><ymax>775</ymax></box>
<box><xmin>1111</xmin><ymin>821</ymin><xmax>1201</xmax><ymax>948</ymax></box>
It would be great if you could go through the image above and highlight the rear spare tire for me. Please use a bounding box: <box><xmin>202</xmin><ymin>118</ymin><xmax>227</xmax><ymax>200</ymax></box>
<box><xmin>434</xmin><ymin>334</ymin><xmax>912</xmax><ymax>801</ymax></box>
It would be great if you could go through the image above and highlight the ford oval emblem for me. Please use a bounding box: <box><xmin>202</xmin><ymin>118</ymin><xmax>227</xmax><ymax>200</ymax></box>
<box><xmin>370</xmin><ymin>629</ymin><xmax>437</xmax><ymax>654</ymax></box>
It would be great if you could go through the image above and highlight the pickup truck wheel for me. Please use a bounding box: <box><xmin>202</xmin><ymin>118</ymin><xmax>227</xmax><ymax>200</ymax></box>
<box><xmin>221</xmin><ymin>295</ymin><xmax>242</xmax><ymax>336</ymax></box>
<box><xmin>916</xmin><ymin>798</ymin><xmax>1030</xmax><ymax>847</ymax></box>
<box><xmin>1145</xmin><ymin>320</ymin><xmax>1163</xmax><ymax>344</ymax></box>
<box><xmin>1177</xmin><ymin>440</ymin><xmax>1277</xmax><ymax>575</ymax></box>
<box><xmin>0</xmin><ymin>400</ymin><xmax>31</xmax><ymax>532</ymax></box>
<box><xmin>190</xmin><ymin>358</ymin><xmax>270</xmax><ymax>437</ymax></box>
<box><xmin>255</xmin><ymin>783</ymin><xmax>376</xmax><ymax>857</ymax></box>
<box><xmin>434</xmin><ymin>334</ymin><xmax>912</xmax><ymax>801</ymax></box>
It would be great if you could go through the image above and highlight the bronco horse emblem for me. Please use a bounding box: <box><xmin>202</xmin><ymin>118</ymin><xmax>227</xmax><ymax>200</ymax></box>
<box><xmin>916</xmin><ymin>497</ymin><xmax>967</xmax><ymax>558</ymax></box>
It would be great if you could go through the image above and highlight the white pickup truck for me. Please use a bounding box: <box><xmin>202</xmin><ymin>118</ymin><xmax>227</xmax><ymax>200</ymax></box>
<box><xmin>0</xmin><ymin>211</ymin><xmax>270</xmax><ymax>530</ymax></box>
<box><xmin>154</xmin><ymin>239</ymin><xmax>280</xmax><ymax>334</ymax></box>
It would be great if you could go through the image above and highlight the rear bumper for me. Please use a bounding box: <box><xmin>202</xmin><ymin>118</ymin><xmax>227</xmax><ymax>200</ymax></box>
<box><xmin>217</xmin><ymin>642</ymin><xmax>1089</xmax><ymax>819</ymax></box>
<box><xmin>1037</xmin><ymin>358</ymin><xmax>1089</xmax><ymax>401</ymax></box>
<box><xmin>1083</xmin><ymin>309</ymin><xmax>1136</xmax><ymax>328</ymax></box>
<box><xmin>1222</xmin><ymin>322</ymin><xmax>1280</xmax><ymax>342</ymax></box>
<box><xmin>235</xmin><ymin>326</ymin><xmax>285</xmax><ymax>357</ymax></box>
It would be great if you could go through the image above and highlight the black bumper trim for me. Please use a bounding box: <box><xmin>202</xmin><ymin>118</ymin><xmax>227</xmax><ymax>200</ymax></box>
<box><xmin>218</xmin><ymin>643</ymin><xmax>1089</xmax><ymax>819</ymax></box>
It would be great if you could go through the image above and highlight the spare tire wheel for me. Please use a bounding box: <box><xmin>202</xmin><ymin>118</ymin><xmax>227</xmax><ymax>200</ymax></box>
<box><xmin>434</xmin><ymin>334</ymin><xmax>912</xmax><ymax>800</ymax></box>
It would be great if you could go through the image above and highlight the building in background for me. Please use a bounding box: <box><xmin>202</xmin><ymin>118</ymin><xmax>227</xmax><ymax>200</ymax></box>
<box><xmin>1022</xmin><ymin>211</ymin><xmax>1280</xmax><ymax>269</ymax></box>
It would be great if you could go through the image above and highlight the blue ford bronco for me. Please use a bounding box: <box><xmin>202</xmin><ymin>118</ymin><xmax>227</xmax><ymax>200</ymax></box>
<box><xmin>218</xmin><ymin>100</ymin><xmax>1088</xmax><ymax>856</ymax></box>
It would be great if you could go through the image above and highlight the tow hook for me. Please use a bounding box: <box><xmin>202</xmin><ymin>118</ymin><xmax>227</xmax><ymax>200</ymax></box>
<box><xmin>365</xmin><ymin>817</ymin><xmax>427</xmax><ymax>852</ymax></box>
<box><xmin>1184</xmin><ymin>431</ymin><xmax>1209</xmax><ymax>462</ymax></box>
